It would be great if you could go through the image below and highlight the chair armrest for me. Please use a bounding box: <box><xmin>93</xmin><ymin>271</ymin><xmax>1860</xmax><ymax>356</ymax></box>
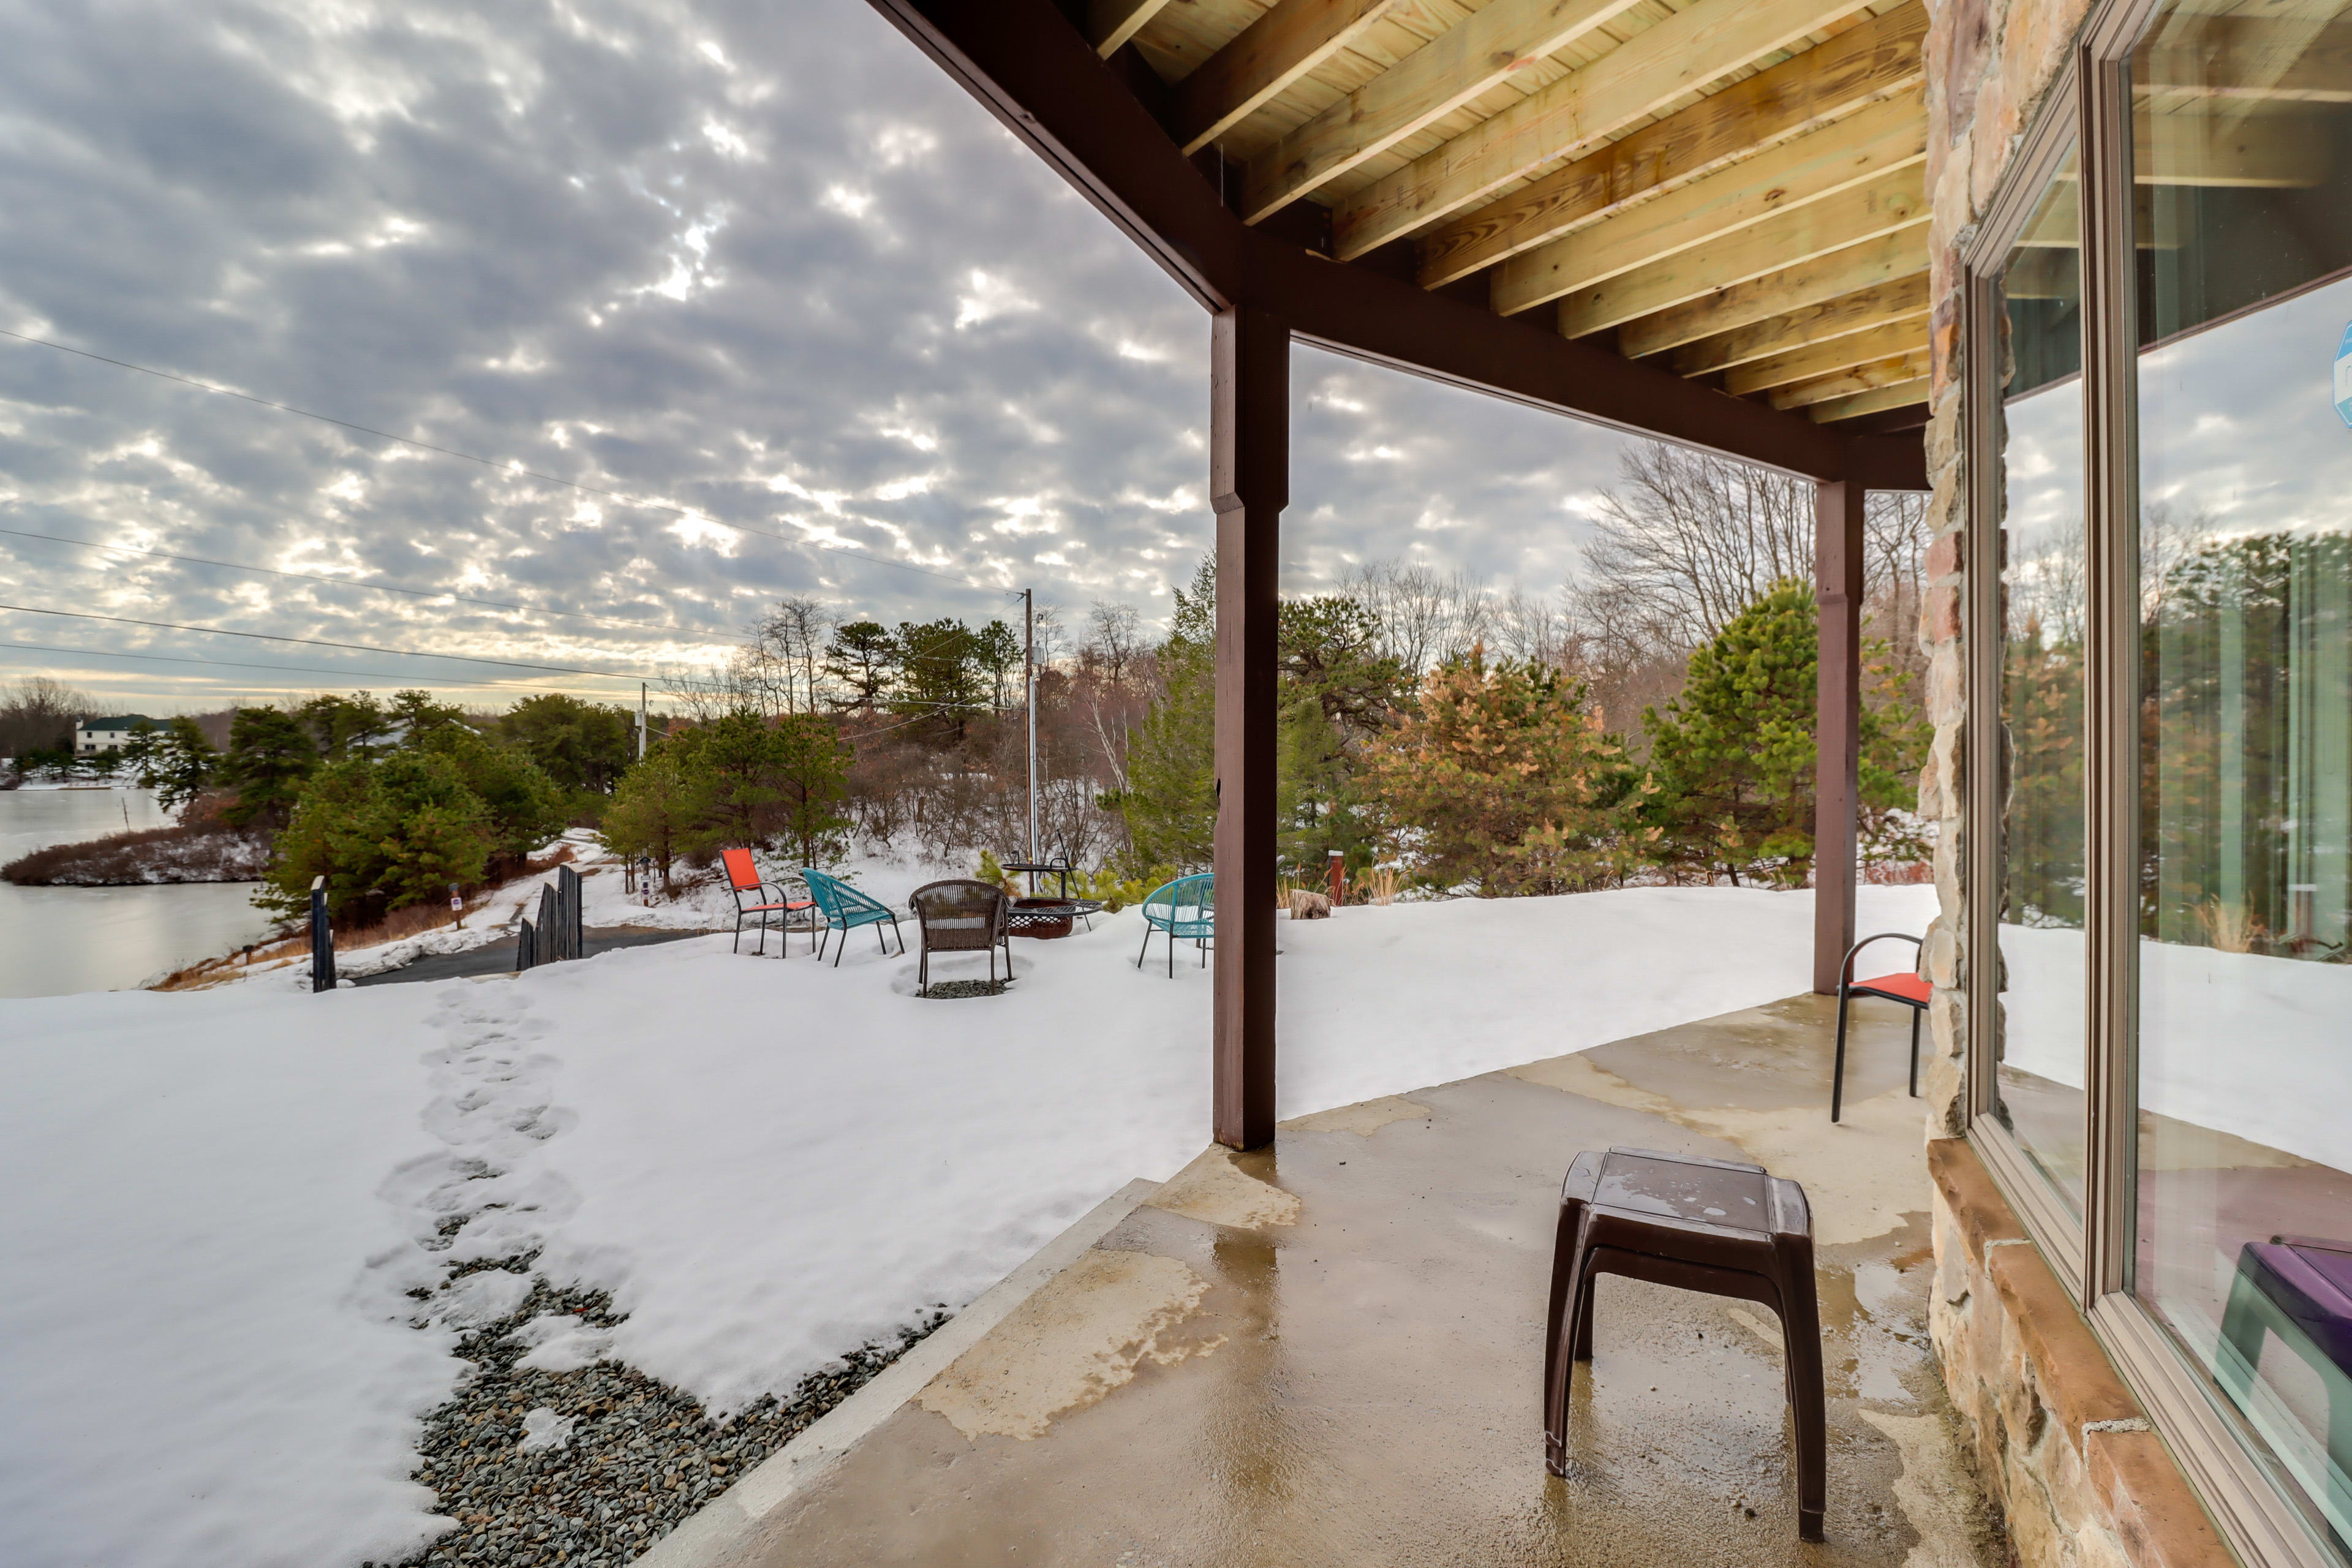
<box><xmin>1840</xmin><ymin>931</ymin><xmax>1924</xmax><ymax>986</ymax></box>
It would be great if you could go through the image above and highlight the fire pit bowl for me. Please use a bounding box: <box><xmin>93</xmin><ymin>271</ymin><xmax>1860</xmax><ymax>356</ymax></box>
<box><xmin>1008</xmin><ymin>897</ymin><xmax>1077</xmax><ymax>939</ymax></box>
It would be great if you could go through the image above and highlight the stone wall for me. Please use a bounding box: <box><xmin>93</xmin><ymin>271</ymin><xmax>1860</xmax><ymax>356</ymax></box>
<box><xmin>1920</xmin><ymin>0</ymin><xmax>2100</xmax><ymax>1140</ymax></box>
<box><xmin>1929</xmin><ymin>1140</ymin><xmax>2235</xmax><ymax>1567</ymax></box>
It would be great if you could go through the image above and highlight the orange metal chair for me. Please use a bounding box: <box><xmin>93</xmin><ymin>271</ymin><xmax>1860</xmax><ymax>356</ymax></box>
<box><xmin>720</xmin><ymin>847</ymin><xmax>815</xmax><ymax>957</ymax></box>
<box><xmin>1830</xmin><ymin>932</ymin><xmax>1928</xmax><ymax>1121</ymax></box>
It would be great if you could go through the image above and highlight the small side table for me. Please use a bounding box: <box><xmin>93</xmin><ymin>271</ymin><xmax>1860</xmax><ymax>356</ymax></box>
<box><xmin>1544</xmin><ymin>1145</ymin><xmax>1827</xmax><ymax>1540</ymax></box>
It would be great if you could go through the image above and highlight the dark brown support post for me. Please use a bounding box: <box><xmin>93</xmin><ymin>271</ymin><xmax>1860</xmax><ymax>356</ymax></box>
<box><xmin>1211</xmin><ymin>304</ymin><xmax>1286</xmax><ymax>1150</ymax></box>
<box><xmin>1814</xmin><ymin>479</ymin><xmax>1866</xmax><ymax>994</ymax></box>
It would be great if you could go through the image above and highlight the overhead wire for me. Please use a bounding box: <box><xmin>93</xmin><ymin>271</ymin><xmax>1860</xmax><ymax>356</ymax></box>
<box><xmin>0</xmin><ymin>639</ymin><xmax>643</xmax><ymax>693</ymax></box>
<box><xmin>0</xmin><ymin>328</ymin><xmax>1004</xmax><ymax>592</ymax></box>
<box><xmin>0</xmin><ymin>603</ymin><xmax>659</xmax><ymax>680</ymax></box>
<box><xmin>0</xmin><ymin>526</ymin><xmax>750</xmax><ymax>644</ymax></box>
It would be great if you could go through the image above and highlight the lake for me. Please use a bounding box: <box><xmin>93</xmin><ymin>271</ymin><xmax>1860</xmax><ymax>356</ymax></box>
<box><xmin>0</xmin><ymin>788</ymin><xmax>279</xmax><ymax>998</ymax></box>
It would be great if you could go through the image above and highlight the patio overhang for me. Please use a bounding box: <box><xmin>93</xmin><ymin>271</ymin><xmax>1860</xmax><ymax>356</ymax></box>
<box><xmin>864</xmin><ymin>0</ymin><xmax>1932</xmax><ymax>1148</ymax></box>
<box><xmin>864</xmin><ymin>0</ymin><xmax>1931</xmax><ymax>486</ymax></box>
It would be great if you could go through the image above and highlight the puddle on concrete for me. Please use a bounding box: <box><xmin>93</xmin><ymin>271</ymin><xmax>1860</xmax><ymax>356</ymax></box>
<box><xmin>1145</xmin><ymin>1147</ymin><xmax>1302</xmax><ymax>1229</ymax></box>
<box><xmin>1277</xmin><ymin>1095</ymin><xmax>1430</xmax><ymax>1137</ymax></box>
<box><xmin>916</xmin><ymin>1250</ymin><xmax>1224</xmax><ymax>1441</ymax></box>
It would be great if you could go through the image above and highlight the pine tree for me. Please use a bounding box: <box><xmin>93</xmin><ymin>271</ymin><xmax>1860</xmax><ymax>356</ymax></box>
<box><xmin>1366</xmin><ymin>646</ymin><xmax>1629</xmax><ymax>895</ymax></box>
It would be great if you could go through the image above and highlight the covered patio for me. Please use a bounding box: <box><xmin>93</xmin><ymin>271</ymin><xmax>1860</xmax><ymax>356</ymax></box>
<box><xmin>644</xmin><ymin>996</ymin><xmax>1997</xmax><ymax>1566</ymax></box>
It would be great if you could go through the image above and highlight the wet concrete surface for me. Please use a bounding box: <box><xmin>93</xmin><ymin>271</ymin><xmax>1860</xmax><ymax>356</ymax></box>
<box><xmin>723</xmin><ymin>992</ymin><xmax>2002</xmax><ymax>1568</ymax></box>
<box><xmin>349</xmin><ymin>925</ymin><xmax>717</xmax><ymax>986</ymax></box>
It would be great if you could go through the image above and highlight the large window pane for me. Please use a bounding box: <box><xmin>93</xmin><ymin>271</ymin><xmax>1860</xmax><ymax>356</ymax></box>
<box><xmin>1992</xmin><ymin>143</ymin><xmax>2089</xmax><ymax>1211</ymax></box>
<box><xmin>2132</xmin><ymin>3</ymin><xmax>2352</xmax><ymax>1553</ymax></box>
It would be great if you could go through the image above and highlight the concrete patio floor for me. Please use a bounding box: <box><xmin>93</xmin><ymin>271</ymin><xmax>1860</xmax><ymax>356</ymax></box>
<box><xmin>720</xmin><ymin>993</ymin><xmax>2005</xmax><ymax>1567</ymax></box>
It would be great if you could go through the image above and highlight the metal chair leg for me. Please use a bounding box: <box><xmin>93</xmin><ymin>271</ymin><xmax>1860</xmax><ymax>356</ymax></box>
<box><xmin>1136</xmin><ymin>922</ymin><xmax>1153</xmax><ymax>969</ymax></box>
<box><xmin>1830</xmin><ymin>986</ymin><xmax>1852</xmax><ymax>1123</ymax></box>
<box><xmin>1908</xmin><ymin>1006</ymin><xmax>1921</xmax><ymax>1098</ymax></box>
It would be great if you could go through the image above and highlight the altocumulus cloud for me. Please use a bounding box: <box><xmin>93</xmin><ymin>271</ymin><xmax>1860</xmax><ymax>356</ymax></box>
<box><xmin>0</xmin><ymin>0</ymin><xmax>1629</xmax><ymax>709</ymax></box>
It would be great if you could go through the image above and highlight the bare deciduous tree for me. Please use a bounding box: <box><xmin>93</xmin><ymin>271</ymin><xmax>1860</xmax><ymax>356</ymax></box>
<box><xmin>1344</xmin><ymin>558</ymin><xmax>1491</xmax><ymax>675</ymax></box>
<box><xmin>1</xmin><ymin>676</ymin><xmax>97</xmax><ymax>756</ymax></box>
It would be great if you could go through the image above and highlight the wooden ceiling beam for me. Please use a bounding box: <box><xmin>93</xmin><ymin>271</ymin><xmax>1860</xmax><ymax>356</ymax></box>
<box><xmin>1619</xmin><ymin>233</ymin><xmax>1927</xmax><ymax>358</ymax></box>
<box><xmin>1239</xmin><ymin>0</ymin><xmax>1649</xmax><ymax>223</ymax></box>
<box><xmin>1736</xmin><ymin>324</ymin><xmax>1929</xmax><ymax>395</ymax></box>
<box><xmin>1090</xmin><ymin>0</ymin><xmax>1176</xmax><ymax>58</ymax></box>
<box><xmin>2136</xmin><ymin>14</ymin><xmax>2352</xmax><ymax>104</ymax></box>
<box><xmin>1336</xmin><ymin>0</ymin><xmax>1880</xmax><ymax>261</ymax></box>
<box><xmin>1671</xmin><ymin>273</ymin><xmax>1932</xmax><ymax>374</ymax></box>
<box><xmin>1492</xmin><ymin>89</ymin><xmax>1922</xmax><ymax>316</ymax></box>
<box><xmin>1809</xmin><ymin>377</ymin><xmax>1929</xmax><ymax>422</ymax></box>
<box><xmin>1770</xmin><ymin>347</ymin><xmax>1932</xmax><ymax>408</ymax></box>
<box><xmin>1720</xmin><ymin>314</ymin><xmax>1928</xmax><ymax>393</ymax></box>
<box><xmin>1417</xmin><ymin>1</ymin><xmax>1926</xmax><ymax>287</ymax></box>
<box><xmin>1173</xmin><ymin>0</ymin><xmax>1413</xmax><ymax>155</ymax></box>
<box><xmin>1558</xmin><ymin>166</ymin><xmax>1925</xmax><ymax>337</ymax></box>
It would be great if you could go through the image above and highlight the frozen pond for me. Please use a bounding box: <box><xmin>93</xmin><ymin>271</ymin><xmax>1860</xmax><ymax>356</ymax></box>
<box><xmin>0</xmin><ymin>788</ymin><xmax>277</xmax><ymax>998</ymax></box>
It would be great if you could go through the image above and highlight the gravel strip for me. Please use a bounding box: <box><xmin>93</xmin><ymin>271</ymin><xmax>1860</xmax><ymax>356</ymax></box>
<box><xmin>380</xmin><ymin>1261</ymin><xmax>946</xmax><ymax>1568</ymax></box>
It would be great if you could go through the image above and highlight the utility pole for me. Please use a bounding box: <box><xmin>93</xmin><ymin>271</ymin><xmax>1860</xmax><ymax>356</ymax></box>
<box><xmin>1023</xmin><ymin>589</ymin><xmax>1038</xmax><ymax>870</ymax></box>
<box><xmin>638</xmin><ymin>682</ymin><xmax>648</xmax><ymax>761</ymax></box>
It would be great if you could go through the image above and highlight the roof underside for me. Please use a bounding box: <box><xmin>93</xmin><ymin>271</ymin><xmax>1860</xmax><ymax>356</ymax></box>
<box><xmin>1113</xmin><ymin>0</ymin><xmax>1936</xmax><ymax>431</ymax></box>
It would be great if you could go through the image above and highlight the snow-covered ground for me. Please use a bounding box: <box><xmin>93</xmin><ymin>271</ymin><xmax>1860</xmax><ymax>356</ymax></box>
<box><xmin>0</xmin><ymin>882</ymin><xmax>1935</xmax><ymax>1568</ymax></box>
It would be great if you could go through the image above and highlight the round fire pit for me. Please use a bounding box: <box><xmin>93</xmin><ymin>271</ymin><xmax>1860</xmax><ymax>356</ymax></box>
<box><xmin>1008</xmin><ymin>897</ymin><xmax>1077</xmax><ymax>939</ymax></box>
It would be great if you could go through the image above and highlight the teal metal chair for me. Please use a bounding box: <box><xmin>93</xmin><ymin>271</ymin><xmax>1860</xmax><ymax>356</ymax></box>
<box><xmin>1137</xmin><ymin>873</ymin><xmax>1214</xmax><ymax>976</ymax></box>
<box><xmin>799</xmin><ymin>867</ymin><xmax>906</xmax><ymax>966</ymax></box>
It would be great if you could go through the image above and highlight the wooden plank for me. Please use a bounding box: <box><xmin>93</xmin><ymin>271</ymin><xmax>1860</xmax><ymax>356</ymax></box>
<box><xmin>1338</xmin><ymin>0</ymin><xmax>1880</xmax><ymax>260</ymax></box>
<box><xmin>1557</xmin><ymin>166</ymin><xmax>1926</xmax><ymax>336</ymax></box>
<box><xmin>1767</xmin><ymin>345</ymin><xmax>1932</xmax><ymax>407</ymax></box>
<box><xmin>1239</xmin><ymin>0</ymin><xmax>1649</xmax><ymax>222</ymax></box>
<box><xmin>2130</xmin><ymin>108</ymin><xmax>2328</xmax><ymax>187</ymax></box>
<box><xmin>1722</xmin><ymin>316</ymin><xmax>1927</xmax><ymax>393</ymax></box>
<box><xmin>1174</xmin><ymin>0</ymin><xmax>1414</xmax><ymax>154</ymax></box>
<box><xmin>2136</xmin><ymin>13</ymin><xmax>2352</xmax><ymax>105</ymax></box>
<box><xmin>1417</xmin><ymin>1</ymin><xmax>1926</xmax><ymax>287</ymax></box>
<box><xmin>1619</xmin><ymin>232</ymin><xmax>1926</xmax><ymax>357</ymax></box>
<box><xmin>1491</xmin><ymin>89</ymin><xmax>1922</xmax><ymax>315</ymax></box>
<box><xmin>1807</xmin><ymin>377</ymin><xmax>1929</xmax><ymax>421</ymax></box>
<box><xmin>1672</xmin><ymin>272</ymin><xmax>1932</xmax><ymax>374</ymax></box>
<box><xmin>1090</xmin><ymin>0</ymin><xmax>1177</xmax><ymax>57</ymax></box>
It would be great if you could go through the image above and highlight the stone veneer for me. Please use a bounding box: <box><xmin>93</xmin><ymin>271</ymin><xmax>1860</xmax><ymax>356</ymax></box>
<box><xmin>1909</xmin><ymin>0</ymin><xmax>2242</xmax><ymax>1559</ymax></box>
<box><xmin>1929</xmin><ymin>1140</ymin><xmax>2236</xmax><ymax>1567</ymax></box>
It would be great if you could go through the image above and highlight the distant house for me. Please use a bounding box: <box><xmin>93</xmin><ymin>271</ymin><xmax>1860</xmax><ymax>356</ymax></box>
<box><xmin>75</xmin><ymin>716</ymin><xmax>155</xmax><ymax>755</ymax></box>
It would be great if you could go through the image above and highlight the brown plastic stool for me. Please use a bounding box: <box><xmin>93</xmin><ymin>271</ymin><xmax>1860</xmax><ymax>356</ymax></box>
<box><xmin>1544</xmin><ymin>1146</ymin><xmax>1827</xmax><ymax>1540</ymax></box>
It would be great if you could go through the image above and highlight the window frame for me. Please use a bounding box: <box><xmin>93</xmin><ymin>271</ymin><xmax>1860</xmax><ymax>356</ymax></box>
<box><xmin>1962</xmin><ymin>9</ymin><xmax>2352</xmax><ymax>1564</ymax></box>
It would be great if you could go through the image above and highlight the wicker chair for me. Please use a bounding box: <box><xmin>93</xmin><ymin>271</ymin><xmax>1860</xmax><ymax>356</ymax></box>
<box><xmin>908</xmin><ymin>879</ymin><xmax>1013</xmax><ymax>996</ymax></box>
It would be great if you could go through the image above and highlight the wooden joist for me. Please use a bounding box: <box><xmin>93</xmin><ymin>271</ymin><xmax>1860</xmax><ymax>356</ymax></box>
<box><xmin>1417</xmin><ymin>2</ymin><xmax>1926</xmax><ymax>287</ymax></box>
<box><xmin>2128</xmin><ymin>108</ymin><xmax>2329</xmax><ymax>187</ymax></box>
<box><xmin>1672</xmin><ymin>273</ymin><xmax>1932</xmax><ymax>374</ymax></box>
<box><xmin>1558</xmin><ymin>166</ymin><xmax>1925</xmax><ymax>337</ymax></box>
<box><xmin>1091</xmin><ymin>0</ymin><xmax>1175</xmax><ymax>58</ymax></box>
<box><xmin>1767</xmin><ymin>345</ymin><xmax>1932</xmax><ymax>407</ymax></box>
<box><xmin>1618</xmin><ymin>234</ymin><xmax>1926</xmax><ymax>358</ymax></box>
<box><xmin>1808</xmin><ymin>377</ymin><xmax>1929</xmax><ymax>422</ymax></box>
<box><xmin>1173</xmin><ymin>0</ymin><xmax>1414</xmax><ymax>154</ymax></box>
<box><xmin>1723</xmin><ymin>317</ymin><xmax>1928</xmax><ymax>394</ymax></box>
<box><xmin>1333</xmin><ymin>0</ymin><xmax>1880</xmax><ymax>260</ymax></box>
<box><xmin>2136</xmin><ymin>13</ymin><xmax>2352</xmax><ymax>105</ymax></box>
<box><xmin>1492</xmin><ymin>89</ymin><xmax>1923</xmax><ymax>316</ymax></box>
<box><xmin>1240</xmin><ymin>0</ymin><xmax>1649</xmax><ymax>224</ymax></box>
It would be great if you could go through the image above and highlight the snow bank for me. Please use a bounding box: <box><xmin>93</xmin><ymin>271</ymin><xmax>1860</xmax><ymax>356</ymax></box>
<box><xmin>0</xmin><ymin>882</ymin><xmax>1934</xmax><ymax>1567</ymax></box>
<box><xmin>0</xmin><ymin>984</ymin><xmax>456</xmax><ymax>1568</ymax></box>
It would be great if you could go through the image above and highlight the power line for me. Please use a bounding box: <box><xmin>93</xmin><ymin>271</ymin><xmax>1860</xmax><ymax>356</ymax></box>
<box><xmin>0</xmin><ymin>526</ymin><xmax>748</xmax><ymax>643</ymax></box>
<box><xmin>0</xmin><ymin>639</ymin><xmax>641</xmax><ymax>693</ymax></box>
<box><xmin>1</xmin><ymin>328</ymin><xmax>1001</xmax><ymax>591</ymax></box>
<box><xmin>0</xmin><ymin>603</ymin><xmax>663</xmax><ymax>680</ymax></box>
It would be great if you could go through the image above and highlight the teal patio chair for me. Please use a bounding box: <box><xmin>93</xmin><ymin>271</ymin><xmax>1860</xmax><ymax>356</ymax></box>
<box><xmin>800</xmin><ymin>867</ymin><xmax>906</xmax><ymax>967</ymax></box>
<box><xmin>1137</xmin><ymin>872</ymin><xmax>1213</xmax><ymax>976</ymax></box>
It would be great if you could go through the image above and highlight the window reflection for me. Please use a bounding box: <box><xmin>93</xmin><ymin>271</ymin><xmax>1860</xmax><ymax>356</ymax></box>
<box><xmin>1994</xmin><ymin>142</ymin><xmax>2089</xmax><ymax>1211</ymax></box>
<box><xmin>2132</xmin><ymin>1</ymin><xmax>2352</xmax><ymax>1551</ymax></box>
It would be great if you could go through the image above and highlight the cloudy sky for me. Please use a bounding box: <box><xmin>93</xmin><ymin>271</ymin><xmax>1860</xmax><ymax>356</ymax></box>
<box><xmin>0</xmin><ymin>0</ymin><xmax>1638</xmax><ymax>715</ymax></box>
